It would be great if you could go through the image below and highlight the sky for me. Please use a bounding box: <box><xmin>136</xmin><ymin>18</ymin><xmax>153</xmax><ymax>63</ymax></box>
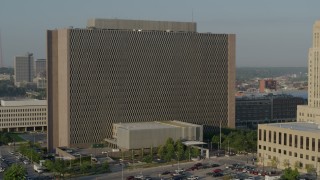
<box><xmin>0</xmin><ymin>0</ymin><xmax>319</xmax><ymax>67</ymax></box>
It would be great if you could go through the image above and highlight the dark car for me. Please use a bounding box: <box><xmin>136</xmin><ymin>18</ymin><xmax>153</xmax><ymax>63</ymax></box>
<box><xmin>161</xmin><ymin>171</ymin><xmax>171</xmax><ymax>175</ymax></box>
<box><xmin>171</xmin><ymin>175</ymin><xmax>185</xmax><ymax>180</ymax></box>
<box><xmin>126</xmin><ymin>176</ymin><xmax>134</xmax><ymax>180</ymax></box>
<box><xmin>194</xmin><ymin>163</ymin><xmax>202</xmax><ymax>167</ymax></box>
<box><xmin>211</xmin><ymin>163</ymin><xmax>220</xmax><ymax>167</ymax></box>
<box><xmin>213</xmin><ymin>168</ymin><xmax>222</xmax><ymax>173</ymax></box>
<box><xmin>212</xmin><ymin>172</ymin><xmax>224</xmax><ymax>177</ymax></box>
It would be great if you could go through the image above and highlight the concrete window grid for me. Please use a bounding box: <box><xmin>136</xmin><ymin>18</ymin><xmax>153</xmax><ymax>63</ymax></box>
<box><xmin>52</xmin><ymin>29</ymin><xmax>232</xmax><ymax>146</ymax></box>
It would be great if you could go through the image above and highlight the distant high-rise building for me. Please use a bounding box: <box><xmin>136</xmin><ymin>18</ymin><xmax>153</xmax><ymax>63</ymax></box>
<box><xmin>47</xmin><ymin>19</ymin><xmax>236</xmax><ymax>151</ymax></box>
<box><xmin>259</xmin><ymin>79</ymin><xmax>277</xmax><ymax>93</ymax></box>
<box><xmin>236</xmin><ymin>94</ymin><xmax>305</xmax><ymax>129</ymax></box>
<box><xmin>14</xmin><ymin>53</ymin><xmax>34</xmax><ymax>87</ymax></box>
<box><xmin>297</xmin><ymin>21</ymin><xmax>320</xmax><ymax>123</ymax></box>
<box><xmin>0</xmin><ymin>31</ymin><xmax>4</xmax><ymax>68</ymax></box>
<box><xmin>34</xmin><ymin>59</ymin><xmax>46</xmax><ymax>77</ymax></box>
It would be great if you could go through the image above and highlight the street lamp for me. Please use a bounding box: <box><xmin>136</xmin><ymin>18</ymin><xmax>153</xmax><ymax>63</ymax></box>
<box><xmin>176</xmin><ymin>152</ymin><xmax>180</xmax><ymax>170</ymax></box>
<box><xmin>121</xmin><ymin>162</ymin><xmax>124</xmax><ymax>180</ymax></box>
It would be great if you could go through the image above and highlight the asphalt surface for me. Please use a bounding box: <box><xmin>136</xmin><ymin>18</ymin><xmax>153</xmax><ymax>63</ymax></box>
<box><xmin>76</xmin><ymin>154</ymin><xmax>264</xmax><ymax>180</ymax></box>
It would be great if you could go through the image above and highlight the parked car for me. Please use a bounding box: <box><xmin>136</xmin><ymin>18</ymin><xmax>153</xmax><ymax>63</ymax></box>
<box><xmin>187</xmin><ymin>175</ymin><xmax>199</xmax><ymax>180</ymax></box>
<box><xmin>161</xmin><ymin>171</ymin><xmax>171</xmax><ymax>175</ymax></box>
<box><xmin>212</xmin><ymin>172</ymin><xmax>223</xmax><ymax>177</ymax></box>
<box><xmin>213</xmin><ymin>168</ymin><xmax>222</xmax><ymax>173</ymax></box>
<box><xmin>211</xmin><ymin>163</ymin><xmax>220</xmax><ymax>167</ymax></box>
<box><xmin>126</xmin><ymin>176</ymin><xmax>134</xmax><ymax>180</ymax></box>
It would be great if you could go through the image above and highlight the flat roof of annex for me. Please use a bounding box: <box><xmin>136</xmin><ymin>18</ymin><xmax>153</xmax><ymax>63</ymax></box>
<box><xmin>114</xmin><ymin>120</ymin><xmax>202</xmax><ymax>131</ymax></box>
<box><xmin>259</xmin><ymin>122</ymin><xmax>320</xmax><ymax>134</ymax></box>
<box><xmin>87</xmin><ymin>18</ymin><xmax>197</xmax><ymax>32</ymax></box>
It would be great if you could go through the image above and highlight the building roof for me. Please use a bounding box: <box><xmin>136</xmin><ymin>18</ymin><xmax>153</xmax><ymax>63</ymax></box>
<box><xmin>0</xmin><ymin>99</ymin><xmax>47</xmax><ymax>107</ymax></box>
<box><xmin>115</xmin><ymin>121</ymin><xmax>201</xmax><ymax>130</ymax></box>
<box><xmin>265</xmin><ymin>122</ymin><xmax>320</xmax><ymax>133</ymax></box>
<box><xmin>87</xmin><ymin>18</ymin><xmax>197</xmax><ymax>32</ymax></box>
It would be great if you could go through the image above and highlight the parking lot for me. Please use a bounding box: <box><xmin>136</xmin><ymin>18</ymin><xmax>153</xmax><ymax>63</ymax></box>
<box><xmin>0</xmin><ymin>145</ymin><xmax>53</xmax><ymax>179</ymax></box>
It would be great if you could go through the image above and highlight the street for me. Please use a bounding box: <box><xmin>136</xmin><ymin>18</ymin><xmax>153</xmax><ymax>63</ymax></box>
<box><xmin>77</xmin><ymin>154</ymin><xmax>261</xmax><ymax>180</ymax></box>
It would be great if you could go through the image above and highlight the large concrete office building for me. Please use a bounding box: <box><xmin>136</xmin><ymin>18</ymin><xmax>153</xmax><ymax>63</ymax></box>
<box><xmin>47</xmin><ymin>19</ymin><xmax>235</xmax><ymax>151</ymax></box>
<box><xmin>0</xmin><ymin>99</ymin><xmax>47</xmax><ymax>132</ymax></box>
<box><xmin>14</xmin><ymin>53</ymin><xmax>34</xmax><ymax>87</ymax></box>
<box><xmin>258</xmin><ymin>21</ymin><xmax>320</xmax><ymax>172</ymax></box>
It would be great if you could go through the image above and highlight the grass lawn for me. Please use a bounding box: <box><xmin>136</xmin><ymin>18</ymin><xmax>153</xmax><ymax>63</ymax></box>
<box><xmin>8</xmin><ymin>133</ymin><xmax>25</xmax><ymax>142</ymax></box>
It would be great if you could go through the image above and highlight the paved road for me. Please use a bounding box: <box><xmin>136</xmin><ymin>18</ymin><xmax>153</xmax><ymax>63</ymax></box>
<box><xmin>77</xmin><ymin>154</ymin><xmax>261</xmax><ymax>180</ymax></box>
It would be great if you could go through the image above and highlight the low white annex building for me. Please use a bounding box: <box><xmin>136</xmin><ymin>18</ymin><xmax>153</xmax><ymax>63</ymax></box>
<box><xmin>107</xmin><ymin>120</ymin><xmax>203</xmax><ymax>150</ymax></box>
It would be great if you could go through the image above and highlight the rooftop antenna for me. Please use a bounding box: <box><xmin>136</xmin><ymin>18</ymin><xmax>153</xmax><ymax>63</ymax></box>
<box><xmin>192</xmin><ymin>9</ymin><xmax>194</xmax><ymax>22</ymax></box>
<box><xmin>0</xmin><ymin>30</ymin><xmax>3</xmax><ymax>67</ymax></box>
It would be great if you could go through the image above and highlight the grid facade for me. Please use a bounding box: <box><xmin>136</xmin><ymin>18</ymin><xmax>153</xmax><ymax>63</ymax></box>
<box><xmin>0</xmin><ymin>100</ymin><xmax>47</xmax><ymax>132</ymax></box>
<box><xmin>34</xmin><ymin>59</ymin><xmax>46</xmax><ymax>77</ymax></box>
<box><xmin>47</xmin><ymin>20</ymin><xmax>235</xmax><ymax>151</ymax></box>
<box><xmin>236</xmin><ymin>94</ymin><xmax>305</xmax><ymax>129</ymax></box>
<box><xmin>14</xmin><ymin>53</ymin><xmax>34</xmax><ymax>86</ymax></box>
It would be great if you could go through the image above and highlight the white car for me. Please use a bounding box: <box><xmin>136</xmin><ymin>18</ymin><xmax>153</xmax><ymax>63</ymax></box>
<box><xmin>23</xmin><ymin>160</ymin><xmax>30</xmax><ymax>164</ymax></box>
<box><xmin>187</xmin><ymin>176</ymin><xmax>199</xmax><ymax>180</ymax></box>
<box><xmin>0</xmin><ymin>167</ymin><xmax>5</xmax><ymax>172</ymax></box>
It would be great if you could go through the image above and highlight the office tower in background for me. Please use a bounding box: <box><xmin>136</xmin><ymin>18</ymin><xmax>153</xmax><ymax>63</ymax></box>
<box><xmin>34</xmin><ymin>59</ymin><xmax>46</xmax><ymax>77</ymax></box>
<box><xmin>14</xmin><ymin>53</ymin><xmax>34</xmax><ymax>87</ymax></box>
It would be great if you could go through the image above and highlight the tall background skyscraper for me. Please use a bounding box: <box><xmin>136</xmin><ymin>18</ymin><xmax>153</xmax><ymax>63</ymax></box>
<box><xmin>47</xmin><ymin>19</ymin><xmax>235</xmax><ymax>151</ymax></box>
<box><xmin>14</xmin><ymin>53</ymin><xmax>34</xmax><ymax>87</ymax></box>
<box><xmin>297</xmin><ymin>20</ymin><xmax>320</xmax><ymax>122</ymax></box>
<box><xmin>34</xmin><ymin>59</ymin><xmax>46</xmax><ymax>77</ymax></box>
<box><xmin>0</xmin><ymin>31</ymin><xmax>4</xmax><ymax>68</ymax></box>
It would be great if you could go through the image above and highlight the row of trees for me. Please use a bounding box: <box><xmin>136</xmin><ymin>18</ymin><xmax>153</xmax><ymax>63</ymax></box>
<box><xmin>211</xmin><ymin>129</ymin><xmax>257</xmax><ymax>153</ymax></box>
<box><xmin>44</xmin><ymin>158</ymin><xmax>110</xmax><ymax>178</ymax></box>
<box><xmin>4</xmin><ymin>164</ymin><xmax>26</xmax><ymax>180</ymax></box>
<box><xmin>0</xmin><ymin>80</ymin><xmax>26</xmax><ymax>97</ymax></box>
<box><xmin>156</xmin><ymin>138</ymin><xmax>199</xmax><ymax>163</ymax></box>
<box><xmin>0</xmin><ymin>132</ymin><xmax>15</xmax><ymax>144</ymax></box>
<box><xmin>18</xmin><ymin>142</ymin><xmax>43</xmax><ymax>163</ymax></box>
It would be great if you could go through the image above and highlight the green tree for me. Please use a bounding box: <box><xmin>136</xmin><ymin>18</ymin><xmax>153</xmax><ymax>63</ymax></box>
<box><xmin>142</xmin><ymin>155</ymin><xmax>152</xmax><ymax>163</ymax></box>
<box><xmin>157</xmin><ymin>145</ymin><xmax>165</xmax><ymax>160</ymax></box>
<box><xmin>4</xmin><ymin>164</ymin><xmax>26</xmax><ymax>180</ymax></box>
<box><xmin>211</xmin><ymin>135</ymin><xmax>220</xmax><ymax>149</ymax></box>
<box><xmin>102</xmin><ymin>161</ymin><xmax>110</xmax><ymax>172</ymax></box>
<box><xmin>184</xmin><ymin>147</ymin><xmax>191</xmax><ymax>161</ymax></box>
<box><xmin>281</xmin><ymin>167</ymin><xmax>299</xmax><ymax>180</ymax></box>
<box><xmin>80</xmin><ymin>162</ymin><xmax>91</xmax><ymax>174</ymax></box>
<box><xmin>191</xmin><ymin>147</ymin><xmax>200</xmax><ymax>158</ymax></box>
<box><xmin>55</xmin><ymin>159</ymin><xmax>68</xmax><ymax>177</ymax></box>
<box><xmin>175</xmin><ymin>139</ymin><xmax>184</xmax><ymax>160</ymax></box>
<box><xmin>164</xmin><ymin>143</ymin><xmax>175</xmax><ymax>162</ymax></box>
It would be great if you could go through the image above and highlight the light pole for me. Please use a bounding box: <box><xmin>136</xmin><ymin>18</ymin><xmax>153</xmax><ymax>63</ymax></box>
<box><xmin>90</xmin><ymin>154</ymin><xmax>93</xmax><ymax>166</ymax></box>
<box><xmin>80</xmin><ymin>154</ymin><xmax>82</xmax><ymax>166</ymax></box>
<box><xmin>121</xmin><ymin>162</ymin><xmax>124</xmax><ymax>180</ymax></box>
<box><xmin>176</xmin><ymin>152</ymin><xmax>180</xmax><ymax>170</ymax></box>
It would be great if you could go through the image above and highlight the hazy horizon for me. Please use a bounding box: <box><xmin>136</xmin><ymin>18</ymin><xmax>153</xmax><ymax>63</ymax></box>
<box><xmin>0</xmin><ymin>0</ymin><xmax>319</xmax><ymax>67</ymax></box>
